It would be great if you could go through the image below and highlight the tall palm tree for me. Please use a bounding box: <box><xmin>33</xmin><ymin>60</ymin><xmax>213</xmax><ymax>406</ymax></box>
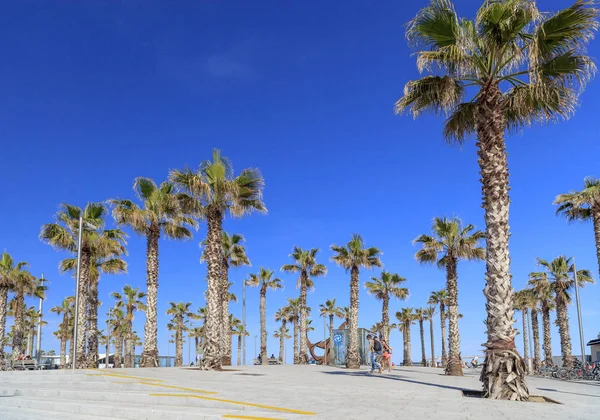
<box><xmin>274</xmin><ymin>306</ymin><xmax>291</xmax><ymax>363</ymax></box>
<box><xmin>229</xmin><ymin>315</ymin><xmax>241</xmax><ymax>363</ymax></box>
<box><xmin>281</xmin><ymin>247</ymin><xmax>327</xmax><ymax>365</ymax></box>
<box><xmin>396</xmin><ymin>0</ymin><xmax>597</xmax><ymax>400</ymax></box>
<box><xmin>555</xmin><ymin>177</ymin><xmax>600</xmax><ymax>276</ymax></box>
<box><xmin>318</xmin><ymin>299</ymin><xmax>343</xmax><ymax>365</ymax></box>
<box><xmin>331</xmin><ymin>234</ymin><xmax>382</xmax><ymax>369</ymax></box>
<box><xmin>513</xmin><ymin>289</ymin><xmax>536</xmax><ymax>374</ymax></box>
<box><xmin>246</xmin><ymin>268</ymin><xmax>283</xmax><ymax>365</ymax></box>
<box><xmin>59</xmin><ymin>235</ymin><xmax>127</xmax><ymax>368</ymax></box>
<box><xmin>0</xmin><ymin>252</ymin><xmax>30</xmax><ymax>368</ymax></box>
<box><xmin>396</xmin><ymin>308</ymin><xmax>415</xmax><ymax>366</ymax></box>
<box><xmin>188</xmin><ymin>326</ymin><xmax>204</xmax><ymax>365</ymax></box>
<box><xmin>414</xmin><ymin>217</ymin><xmax>484</xmax><ymax>376</ymax></box>
<box><xmin>50</xmin><ymin>296</ymin><xmax>75</xmax><ymax>368</ymax></box>
<box><xmin>110</xmin><ymin>178</ymin><xmax>196</xmax><ymax>368</ymax></box>
<box><xmin>171</xmin><ymin>149</ymin><xmax>265</xmax><ymax>370</ymax></box>
<box><xmin>201</xmin><ymin>232</ymin><xmax>250</xmax><ymax>366</ymax></box>
<box><xmin>428</xmin><ymin>289</ymin><xmax>448</xmax><ymax>367</ymax></box>
<box><xmin>234</xmin><ymin>324</ymin><xmax>249</xmax><ymax>366</ymax></box>
<box><xmin>284</xmin><ymin>298</ymin><xmax>301</xmax><ymax>364</ymax></box>
<box><xmin>526</xmin><ymin>289</ymin><xmax>542</xmax><ymax>374</ymax></box>
<box><xmin>423</xmin><ymin>306</ymin><xmax>436</xmax><ymax>367</ymax></box>
<box><xmin>273</xmin><ymin>326</ymin><xmax>291</xmax><ymax>362</ymax></box>
<box><xmin>414</xmin><ymin>308</ymin><xmax>428</xmax><ymax>367</ymax></box>
<box><xmin>41</xmin><ymin>202</ymin><xmax>125</xmax><ymax>367</ymax></box>
<box><xmin>365</xmin><ymin>272</ymin><xmax>409</xmax><ymax>343</ymax></box>
<box><xmin>112</xmin><ymin>285</ymin><xmax>146</xmax><ymax>368</ymax></box>
<box><xmin>531</xmin><ymin>256</ymin><xmax>593</xmax><ymax>368</ymax></box>
<box><xmin>528</xmin><ymin>272</ymin><xmax>554</xmax><ymax>365</ymax></box>
<box><xmin>109</xmin><ymin>307</ymin><xmax>126</xmax><ymax>368</ymax></box>
<box><xmin>11</xmin><ymin>273</ymin><xmax>43</xmax><ymax>360</ymax></box>
<box><xmin>166</xmin><ymin>302</ymin><xmax>194</xmax><ymax>367</ymax></box>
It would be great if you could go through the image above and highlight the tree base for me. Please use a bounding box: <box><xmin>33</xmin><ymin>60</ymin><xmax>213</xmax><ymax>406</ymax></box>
<box><xmin>139</xmin><ymin>350</ymin><xmax>159</xmax><ymax>368</ymax></box>
<box><xmin>446</xmin><ymin>357</ymin><xmax>464</xmax><ymax>376</ymax></box>
<box><xmin>222</xmin><ymin>356</ymin><xmax>232</xmax><ymax>366</ymax></box>
<box><xmin>480</xmin><ymin>349</ymin><xmax>529</xmax><ymax>401</ymax></box>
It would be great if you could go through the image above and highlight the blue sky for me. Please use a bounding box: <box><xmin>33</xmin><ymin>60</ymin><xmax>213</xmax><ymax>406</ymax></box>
<box><xmin>1</xmin><ymin>0</ymin><xmax>599</xmax><ymax>365</ymax></box>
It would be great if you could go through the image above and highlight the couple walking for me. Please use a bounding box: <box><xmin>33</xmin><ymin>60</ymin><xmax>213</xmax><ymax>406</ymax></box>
<box><xmin>367</xmin><ymin>334</ymin><xmax>392</xmax><ymax>374</ymax></box>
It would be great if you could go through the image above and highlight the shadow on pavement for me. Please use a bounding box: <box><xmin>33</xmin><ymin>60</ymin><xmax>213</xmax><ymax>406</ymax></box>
<box><xmin>321</xmin><ymin>370</ymin><xmax>475</xmax><ymax>392</ymax></box>
<box><xmin>537</xmin><ymin>387</ymin><xmax>600</xmax><ymax>398</ymax></box>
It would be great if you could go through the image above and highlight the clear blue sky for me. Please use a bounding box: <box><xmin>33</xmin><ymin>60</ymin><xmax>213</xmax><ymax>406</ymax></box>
<box><xmin>1</xmin><ymin>0</ymin><xmax>598</xmax><ymax>365</ymax></box>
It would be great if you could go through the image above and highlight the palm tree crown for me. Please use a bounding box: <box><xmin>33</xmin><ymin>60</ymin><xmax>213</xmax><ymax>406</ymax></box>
<box><xmin>532</xmin><ymin>256</ymin><xmax>593</xmax><ymax>304</ymax></box>
<box><xmin>365</xmin><ymin>272</ymin><xmax>409</xmax><ymax>301</ymax></box>
<box><xmin>330</xmin><ymin>234</ymin><xmax>382</xmax><ymax>272</ymax></box>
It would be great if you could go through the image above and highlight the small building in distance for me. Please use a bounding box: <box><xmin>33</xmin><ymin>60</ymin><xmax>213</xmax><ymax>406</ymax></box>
<box><xmin>587</xmin><ymin>335</ymin><xmax>600</xmax><ymax>362</ymax></box>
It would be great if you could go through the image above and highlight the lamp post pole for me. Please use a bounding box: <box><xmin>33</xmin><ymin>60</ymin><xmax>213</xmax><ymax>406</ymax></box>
<box><xmin>105</xmin><ymin>310</ymin><xmax>111</xmax><ymax>368</ymax></box>
<box><xmin>242</xmin><ymin>280</ymin><xmax>246</xmax><ymax>365</ymax></box>
<box><xmin>572</xmin><ymin>259</ymin><xmax>586</xmax><ymax>363</ymax></box>
<box><xmin>71</xmin><ymin>216</ymin><xmax>84</xmax><ymax>369</ymax></box>
<box><xmin>323</xmin><ymin>316</ymin><xmax>327</xmax><ymax>365</ymax></box>
<box><xmin>35</xmin><ymin>274</ymin><xmax>45</xmax><ymax>362</ymax></box>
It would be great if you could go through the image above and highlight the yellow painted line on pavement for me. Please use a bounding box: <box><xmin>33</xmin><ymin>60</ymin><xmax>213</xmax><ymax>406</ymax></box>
<box><xmin>222</xmin><ymin>415</ymin><xmax>284</xmax><ymax>420</ymax></box>
<box><xmin>136</xmin><ymin>381</ymin><xmax>217</xmax><ymax>395</ymax></box>
<box><xmin>149</xmin><ymin>393</ymin><xmax>316</xmax><ymax>416</ymax></box>
<box><xmin>86</xmin><ymin>373</ymin><xmax>164</xmax><ymax>382</ymax></box>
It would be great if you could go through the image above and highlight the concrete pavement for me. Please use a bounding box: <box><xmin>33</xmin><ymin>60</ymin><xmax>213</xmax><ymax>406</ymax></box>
<box><xmin>0</xmin><ymin>365</ymin><xmax>598</xmax><ymax>419</ymax></box>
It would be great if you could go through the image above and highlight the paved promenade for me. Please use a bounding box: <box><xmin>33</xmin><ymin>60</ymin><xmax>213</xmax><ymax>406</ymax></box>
<box><xmin>0</xmin><ymin>365</ymin><xmax>598</xmax><ymax>419</ymax></box>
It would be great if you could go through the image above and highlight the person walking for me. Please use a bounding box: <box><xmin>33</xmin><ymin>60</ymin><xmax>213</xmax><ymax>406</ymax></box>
<box><xmin>381</xmin><ymin>339</ymin><xmax>393</xmax><ymax>372</ymax></box>
<box><xmin>367</xmin><ymin>334</ymin><xmax>382</xmax><ymax>374</ymax></box>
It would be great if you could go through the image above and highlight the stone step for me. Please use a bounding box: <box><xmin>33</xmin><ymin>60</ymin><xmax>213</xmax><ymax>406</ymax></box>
<box><xmin>0</xmin><ymin>405</ymin><xmax>121</xmax><ymax>420</ymax></box>
<box><xmin>0</xmin><ymin>396</ymin><xmax>286</xmax><ymax>420</ymax></box>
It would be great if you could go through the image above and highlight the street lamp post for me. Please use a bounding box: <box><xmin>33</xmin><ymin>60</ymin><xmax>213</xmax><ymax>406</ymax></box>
<box><xmin>254</xmin><ymin>335</ymin><xmax>257</xmax><ymax>360</ymax></box>
<box><xmin>71</xmin><ymin>216</ymin><xmax>84</xmax><ymax>369</ymax></box>
<box><xmin>323</xmin><ymin>317</ymin><xmax>327</xmax><ymax>365</ymax></box>
<box><xmin>242</xmin><ymin>280</ymin><xmax>246</xmax><ymax>366</ymax></box>
<box><xmin>35</xmin><ymin>274</ymin><xmax>45</xmax><ymax>363</ymax></box>
<box><xmin>105</xmin><ymin>310</ymin><xmax>111</xmax><ymax>368</ymax></box>
<box><xmin>572</xmin><ymin>259</ymin><xmax>586</xmax><ymax>363</ymax></box>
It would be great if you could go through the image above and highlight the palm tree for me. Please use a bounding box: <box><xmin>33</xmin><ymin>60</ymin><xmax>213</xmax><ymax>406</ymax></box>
<box><xmin>341</xmin><ymin>307</ymin><xmax>350</xmax><ymax>327</ymax></box>
<box><xmin>531</xmin><ymin>256</ymin><xmax>593</xmax><ymax>367</ymax></box>
<box><xmin>112</xmin><ymin>285</ymin><xmax>146</xmax><ymax>368</ymax></box>
<box><xmin>555</xmin><ymin>177</ymin><xmax>600</xmax><ymax>276</ymax></box>
<box><xmin>528</xmin><ymin>272</ymin><xmax>555</xmax><ymax>365</ymax></box>
<box><xmin>171</xmin><ymin>149</ymin><xmax>265</xmax><ymax>370</ymax></box>
<box><xmin>396</xmin><ymin>308</ymin><xmax>415</xmax><ymax>366</ymax></box>
<box><xmin>0</xmin><ymin>252</ymin><xmax>30</xmax><ymax>368</ymax></box>
<box><xmin>59</xmin><ymin>235</ymin><xmax>127</xmax><ymax>368</ymax></box>
<box><xmin>246</xmin><ymin>268</ymin><xmax>283</xmax><ymax>365</ymax></box>
<box><xmin>229</xmin><ymin>316</ymin><xmax>241</xmax><ymax>364</ymax></box>
<box><xmin>166</xmin><ymin>302</ymin><xmax>194</xmax><ymax>367</ymax></box>
<box><xmin>318</xmin><ymin>299</ymin><xmax>343</xmax><ymax>365</ymax></box>
<box><xmin>396</xmin><ymin>0</ymin><xmax>597</xmax><ymax>400</ymax></box>
<box><xmin>50</xmin><ymin>296</ymin><xmax>75</xmax><ymax>368</ymax></box>
<box><xmin>526</xmin><ymin>289</ymin><xmax>542</xmax><ymax>374</ymax></box>
<box><xmin>110</xmin><ymin>178</ymin><xmax>196</xmax><ymax>368</ymax></box>
<box><xmin>11</xmin><ymin>272</ymin><xmax>43</xmax><ymax>360</ymax></box>
<box><xmin>188</xmin><ymin>326</ymin><xmax>204</xmax><ymax>365</ymax></box>
<box><xmin>109</xmin><ymin>307</ymin><xmax>126</xmax><ymax>368</ymax></box>
<box><xmin>414</xmin><ymin>308</ymin><xmax>428</xmax><ymax>367</ymax></box>
<box><xmin>414</xmin><ymin>217</ymin><xmax>484</xmax><ymax>376</ymax></box>
<box><xmin>513</xmin><ymin>289</ymin><xmax>536</xmax><ymax>374</ymax></box>
<box><xmin>365</xmin><ymin>272</ymin><xmax>408</xmax><ymax>343</ymax></box>
<box><xmin>331</xmin><ymin>234</ymin><xmax>382</xmax><ymax>369</ymax></box>
<box><xmin>41</xmin><ymin>202</ymin><xmax>125</xmax><ymax>367</ymax></box>
<box><xmin>273</xmin><ymin>326</ymin><xmax>291</xmax><ymax>362</ymax></box>
<box><xmin>234</xmin><ymin>324</ymin><xmax>249</xmax><ymax>366</ymax></box>
<box><xmin>428</xmin><ymin>289</ymin><xmax>448</xmax><ymax>367</ymax></box>
<box><xmin>274</xmin><ymin>306</ymin><xmax>291</xmax><ymax>363</ymax></box>
<box><xmin>281</xmin><ymin>247</ymin><xmax>327</xmax><ymax>365</ymax></box>
<box><xmin>423</xmin><ymin>306</ymin><xmax>436</xmax><ymax>367</ymax></box>
<box><xmin>201</xmin><ymin>232</ymin><xmax>250</xmax><ymax>366</ymax></box>
<box><xmin>284</xmin><ymin>298</ymin><xmax>301</xmax><ymax>364</ymax></box>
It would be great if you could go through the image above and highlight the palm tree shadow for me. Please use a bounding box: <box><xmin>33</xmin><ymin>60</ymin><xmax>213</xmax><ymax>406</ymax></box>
<box><xmin>537</xmin><ymin>387</ymin><xmax>600</xmax><ymax>398</ymax></box>
<box><xmin>321</xmin><ymin>371</ymin><xmax>474</xmax><ymax>392</ymax></box>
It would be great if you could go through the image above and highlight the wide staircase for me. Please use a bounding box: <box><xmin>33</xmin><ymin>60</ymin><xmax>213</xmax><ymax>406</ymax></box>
<box><xmin>0</xmin><ymin>369</ymin><xmax>307</xmax><ymax>419</ymax></box>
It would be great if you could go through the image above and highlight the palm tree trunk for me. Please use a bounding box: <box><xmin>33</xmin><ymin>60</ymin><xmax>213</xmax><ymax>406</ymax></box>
<box><xmin>60</xmin><ymin>335</ymin><xmax>67</xmax><ymax>368</ymax></box>
<box><xmin>477</xmin><ymin>83</ymin><xmax>528</xmax><ymax>400</ymax></box>
<box><xmin>419</xmin><ymin>319</ymin><xmax>426</xmax><ymax>366</ymax></box>
<box><xmin>298</xmin><ymin>271</ymin><xmax>309</xmax><ymax>365</ymax></box>
<box><xmin>0</xmin><ymin>287</ymin><xmax>8</xmax><ymax>369</ymax></box>
<box><xmin>382</xmin><ymin>294</ymin><xmax>390</xmax><ymax>343</ymax></box>
<box><xmin>403</xmin><ymin>321</ymin><xmax>412</xmax><ymax>366</ymax></box>
<box><xmin>541</xmin><ymin>304</ymin><xmax>553</xmax><ymax>364</ymax></box>
<box><xmin>72</xmin><ymin>251</ymin><xmax>91</xmax><ymax>368</ymax></box>
<box><xmin>279</xmin><ymin>320</ymin><xmax>286</xmax><ymax>363</ymax></box>
<box><xmin>328</xmin><ymin>315</ymin><xmax>334</xmax><ymax>366</ymax></box>
<box><xmin>429</xmin><ymin>318</ymin><xmax>435</xmax><ymax>367</ymax></box>
<box><xmin>531</xmin><ymin>308</ymin><xmax>541</xmax><ymax>374</ymax></box>
<box><xmin>293</xmin><ymin>318</ymin><xmax>299</xmax><ymax>364</ymax></box>
<box><xmin>12</xmin><ymin>290</ymin><xmax>26</xmax><ymax>360</ymax></box>
<box><xmin>446</xmin><ymin>257</ymin><xmax>463</xmax><ymax>376</ymax></box>
<box><xmin>592</xmin><ymin>207</ymin><xmax>600</xmax><ymax>278</ymax></box>
<box><xmin>260</xmin><ymin>286</ymin><xmax>267</xmax><ymax>365</ymax></box>
<box><xmin>124</xmin><ymin>322</ymin><xmax>133</xmax><ymax>368</ymax></box>
<box><xmin>439</xmin><ymin>304</ymin><xmax>447</xmax><ymax>367</ymax></box>
<box><xmin>521</xmin><ymin>309</ymin><xmax>530</xmax><ymax>374</ymax></box>
<box><xmin>221</xmin><ymin>259</ymin><xmax>232</xmax><ymax>366</ymax></box>
<box><xmin>346</xmin><ymin>266</ymin><xmax>360</xmax><ymax>369</ymax></box>
<box><xmin>86</xmin><ymin>275</ymin><xmax>99</xmax><ymax>368</ymax></box>
<box><xmin>200</xmin><ymin>207</ymin><xmax>222</xmax><ymax>371</ymax></box>
<box><xmin>140</xmin><ymin>227</ymin><xmax>160</xmax><ymax>368</ymax></box>
<box><xmin>175</xmin><ymin>327</ymin><xmax>183</xmax><ymax>367</ymax></box>
<box><xmin>114</xmin><ymin>335</ymin><xmax>122</xmax><ymax>368</ymax></box>
<box><xmin>26</xmin><ymin>330</ymin><xmax>33</xmax><ymax>356</ymax></box>
<box><xmin>555</xmin><ymin>297</ymin><xmax>573</xmax><ymax>368</ymax></box>
<box><xmin>237</xmin><ymin>335</ymin><xmax>242</xmax><ymax>366</ymax></box>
